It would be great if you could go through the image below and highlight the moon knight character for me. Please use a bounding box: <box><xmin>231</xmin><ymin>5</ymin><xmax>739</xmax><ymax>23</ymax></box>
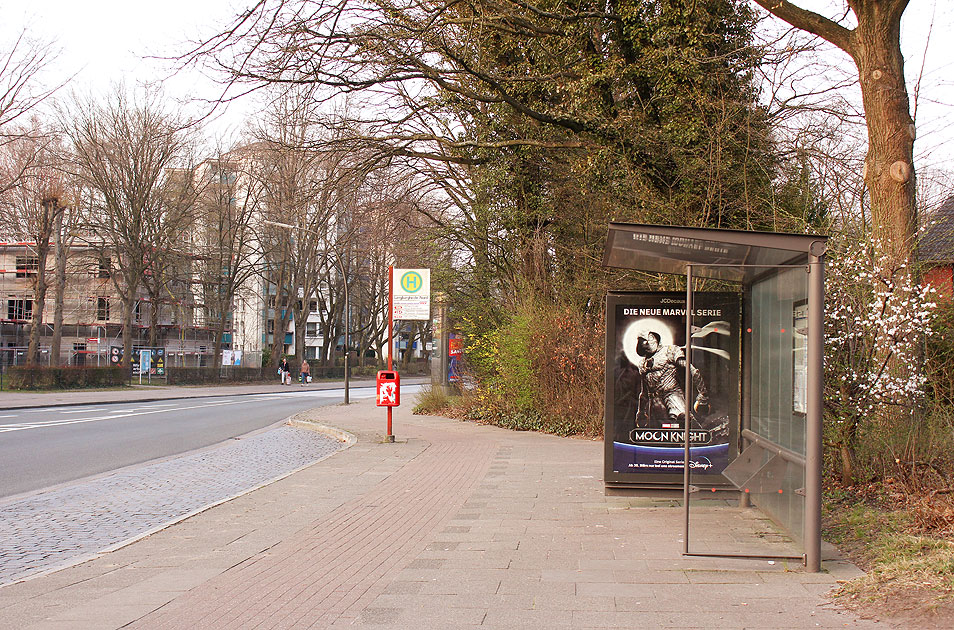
<box><xmin>633</xmin><ymin>330</ymin><xmax>709</xmax><ymax>429</ymax></box>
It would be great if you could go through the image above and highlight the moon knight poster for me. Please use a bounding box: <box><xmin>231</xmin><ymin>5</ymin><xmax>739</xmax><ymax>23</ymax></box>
<box><xmin>604</xmin><ymin>291</ymin><xmax>741</xmax><ymax>484</ymax></box>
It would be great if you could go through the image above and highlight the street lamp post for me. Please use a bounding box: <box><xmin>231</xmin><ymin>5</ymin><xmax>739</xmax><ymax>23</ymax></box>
<box><xmin>264</xmin><ymin>220</ymin><xmax>350</xmax><ymax>404</ymax></box>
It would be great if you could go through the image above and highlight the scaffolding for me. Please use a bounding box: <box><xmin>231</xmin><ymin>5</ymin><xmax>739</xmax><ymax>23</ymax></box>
<box><xmin>0</xmin><ymin>241</ymin><xmax>254</xmax><ymax>370</ymax></box>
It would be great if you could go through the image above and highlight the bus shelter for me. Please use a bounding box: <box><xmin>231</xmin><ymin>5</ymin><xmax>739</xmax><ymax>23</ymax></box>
<box><xmin>603</xmin><ymin>223</ymin><xmax>827</xmax><ymax>572</ymax></box>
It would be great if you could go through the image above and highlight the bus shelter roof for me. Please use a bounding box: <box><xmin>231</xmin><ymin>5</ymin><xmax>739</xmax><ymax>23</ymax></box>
<box><xmin>602</xmin><ymin>223</ymin><xmax>828</xmax><ymax>282</ymax></box>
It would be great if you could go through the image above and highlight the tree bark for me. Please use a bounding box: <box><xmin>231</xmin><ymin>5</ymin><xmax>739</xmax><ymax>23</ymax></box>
<box><xmin>850</xmin><ymin>3</ymin><xmax>916</xmax><ymax>263</ymax></box>
<box><xmin>26</xmin><ymin>243</ymin><xmax>49</xmax><ymax>367</ymax></box>
<box><xmin>752</xmin><ymin>0</ymin><xmax>915</xmax><ymax>262</ymax></box>
<box><xmin>50</xmin><ymin>211</ymin><xmax>66</xmax><ymax>367</ymax></box>
<box><xmin>122</xmin><ymin>290</ymin><xmax>136</xmax><ymax>371</ymax></box>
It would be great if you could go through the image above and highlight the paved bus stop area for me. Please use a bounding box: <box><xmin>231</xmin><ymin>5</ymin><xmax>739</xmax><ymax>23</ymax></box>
<box><xmin>0</xmin><ymin>393</ymin><xmax>884</xmax><ymax>629</ymax></box>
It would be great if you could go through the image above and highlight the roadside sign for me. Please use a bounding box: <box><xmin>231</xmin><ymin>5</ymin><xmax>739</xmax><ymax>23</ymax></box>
<box><xmin>392</xmin><ymin>268</ymin><xmax>430</xmax><ymax>320</ymax></box>
<box><xmin>87</xmin><ymin>338</ymin><xmax>100</xmax><ymax>344</ymax></box>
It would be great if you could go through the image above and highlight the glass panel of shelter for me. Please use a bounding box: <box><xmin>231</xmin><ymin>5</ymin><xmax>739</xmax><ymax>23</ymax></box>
<box><xmin>685</xmin><ymin>264</ymin><xmax>808</xmax><ymax>563</ymax></box>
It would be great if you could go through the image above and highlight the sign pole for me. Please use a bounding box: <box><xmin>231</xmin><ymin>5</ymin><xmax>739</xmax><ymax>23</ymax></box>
<box><xmin>387</xmin><ymin>265</ymin><xmax>394</xmax><ymax>441</ymax></box>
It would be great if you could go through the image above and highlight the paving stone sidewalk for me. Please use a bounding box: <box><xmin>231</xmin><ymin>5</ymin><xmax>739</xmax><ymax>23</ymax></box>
<box><xmin>0</xmin><ymin>400</ymin><xmax>886</xmax><ymax>629</ymax></box>
<box><xmin>0</xmin><ymin>425</ymin><xmax>343</xmax><ymax>587</ymax></box>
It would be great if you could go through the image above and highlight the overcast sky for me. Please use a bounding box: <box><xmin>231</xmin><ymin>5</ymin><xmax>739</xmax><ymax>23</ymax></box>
<box><xmin>3</xmin><ymin>1</ymin><xmax>953</xmax><ymax>183</ymax></box>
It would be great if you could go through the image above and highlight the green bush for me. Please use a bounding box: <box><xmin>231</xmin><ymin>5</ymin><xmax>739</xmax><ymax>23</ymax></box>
<box><xmin>6</xmin><ymin>366</ymin><xmax>127</xmax><ymax>390</ymax></box>
<box><xmin>457</xmin><ymin>297</ymin><xmax>604</xmax><ymax>437</ymax></box>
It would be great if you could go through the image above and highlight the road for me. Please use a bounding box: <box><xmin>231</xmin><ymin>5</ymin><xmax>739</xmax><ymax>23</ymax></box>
<box><xmin>0</xmin><ymin>385</ymin><xmax>382</xmax><ymax>499</ymax></box>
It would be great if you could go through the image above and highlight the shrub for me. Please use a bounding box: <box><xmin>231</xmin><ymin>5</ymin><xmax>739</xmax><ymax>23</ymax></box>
<box><xmin>165</xmin><ymin>367</ymin><xmax>265</xmax><ymax>385</ymax></box>
<box><xmin>412</xmin><ymin>384</ymin><xmax>456</xmax><ymax>415</ymax></box>
<box><xmin>457</xmin><ymin>297</ymin><xmax>604</xmax><ymax>437</ymax></box>
<box><xmin>6</xmin><ymin>366</ymin><xmax>127</xmax><ymax>390</ymax></box>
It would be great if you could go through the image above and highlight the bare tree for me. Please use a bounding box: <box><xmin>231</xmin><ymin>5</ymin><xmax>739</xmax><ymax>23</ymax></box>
<box><xmin>193</xmin><ymin>141</ymin><xmax>266</xmax><ymax>368</ymax></box>
<box><xmin>0</xmin><ymin>29</ymin><xmax>62</xmax><ymax>194</ymax></box>
<box><xmin>65</xmin><ymin>87</ymin><xmax>192</xmax><ymax>369</ymax></box>
<box><xmin>0</xmin><ymin>125</ymin><xmax>71</xmax><ymax>365</ymax></box>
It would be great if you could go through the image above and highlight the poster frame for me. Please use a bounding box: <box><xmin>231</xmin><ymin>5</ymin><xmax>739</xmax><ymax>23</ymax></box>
<box><xmin>603</xmin><ymin>290</ymin><xmax>741</xmax><ymax>489</ymax></box>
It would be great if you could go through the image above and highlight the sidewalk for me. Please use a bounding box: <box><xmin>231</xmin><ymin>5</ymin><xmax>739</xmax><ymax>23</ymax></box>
<box><xmin>0</xmin><ymin>398</ymin><xmax>884</xmax><ymax>629</ymax></box>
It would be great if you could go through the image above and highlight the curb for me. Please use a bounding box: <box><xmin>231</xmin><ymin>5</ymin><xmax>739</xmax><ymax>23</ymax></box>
<box><xmin>288</xmin><ymin>417</ymin><xmax>357</xmax><ymax>447</ymax></box>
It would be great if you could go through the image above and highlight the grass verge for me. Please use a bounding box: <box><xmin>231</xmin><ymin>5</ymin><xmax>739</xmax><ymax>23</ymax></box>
<box><xmin>824</xmin><ymin>488</ymin><xmax>954</xmax><ymax>622</ymax></box>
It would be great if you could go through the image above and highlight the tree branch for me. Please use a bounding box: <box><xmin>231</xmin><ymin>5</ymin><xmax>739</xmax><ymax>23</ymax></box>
<box><xmin>751</xmin><ymin>0</ymin><xmax>854</xmax><ymax>53</ymax></box>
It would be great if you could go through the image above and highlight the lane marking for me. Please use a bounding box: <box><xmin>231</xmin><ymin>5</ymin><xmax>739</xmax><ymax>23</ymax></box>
<box><xmin>0</xmin><ymin>386</ymin><xmax>422</xmax><ymax>433</ymax></box>
<box><xmin>59</xmin><ymin>408</ymin><xmax>107</xmax><ymax>414</ymax></box>
<box><xmin>0</xmin><ymin>400</ymin><xmax>247</xmax><ymax>434</ymax></box>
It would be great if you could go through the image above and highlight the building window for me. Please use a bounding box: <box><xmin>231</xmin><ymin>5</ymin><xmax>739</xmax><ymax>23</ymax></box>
<box><xmin>267</xmin><ymin>320</ymin><xmax>275</xmax><ymax>334</ymax></box>
<box><xmin>96</xmin><ymin>297</ymin><xmax>110</xmax><ymax>321</ymax></box>
<box><xmin>15</xmin><ymin>256</ymin><xmax>39</xmax><ymax>278</ymax></box>
<box><xmin>309</xmin><ymin>300</ymin><xmax>318</xmax><ymax>313</ymax></box>
<box><xmin>98</xmin><ymin>255</ymin><xmax>111</xmax><ymax>278</ymax></box>
<box><xmin>7</xmin><ymin>299</ymin><xmax>33</xmax><ymax>320</ymax></box>
<box><xmin>134</xmin><ymin>301</ymin><xmax>142</xmax><ymax>323</ymax></box>
<box><xmin>306</xmin><ymin>322</ymin><xmax>318</xmax><ymax>336</ymax></box>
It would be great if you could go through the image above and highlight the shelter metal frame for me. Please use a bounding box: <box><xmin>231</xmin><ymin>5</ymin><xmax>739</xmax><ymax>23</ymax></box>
<box><xmin>603</xmin><ymin>223</ymin><xmax>826</xmax><ymax>572</ymax></box>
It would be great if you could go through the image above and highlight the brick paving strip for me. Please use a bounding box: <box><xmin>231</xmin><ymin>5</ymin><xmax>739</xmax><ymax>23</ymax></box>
<box><xmin>133</xmin><ymin>434</ymin><xmax>498</xmax><ymax>629</ymax></box>
<box><xmin>0</xmin><ymin>425</ymin><xmax>342</xmax><ymax>587</ymax></box>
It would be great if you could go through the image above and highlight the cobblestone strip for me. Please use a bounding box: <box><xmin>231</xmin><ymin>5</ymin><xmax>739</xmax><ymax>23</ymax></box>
<box><xmin>133</xmin><ymin>433</ymin><xmax>498</xmax><ymax>629</ymax></box>
<box><xmin>0</xmin><ymin>426</ymin><xmax>342</xmax><ymax>586</ymax></box>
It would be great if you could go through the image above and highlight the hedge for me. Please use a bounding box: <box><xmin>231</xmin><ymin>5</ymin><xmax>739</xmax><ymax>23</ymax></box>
<box><xmin>6</xmin><ymin>366</ymin><xmax>127</xmax><ymax>390</ymax></box>
<box><xmin>165</xmin><ymin>367</ymin><xmax>264</xmax><ymax>385</ymax></box>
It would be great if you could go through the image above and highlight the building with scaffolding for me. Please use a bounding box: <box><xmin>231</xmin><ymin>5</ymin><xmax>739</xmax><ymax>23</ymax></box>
<box><xmin>0</xmin><ymin>238</ymin><xmax>235</xmax><ymax>369</ymax></box>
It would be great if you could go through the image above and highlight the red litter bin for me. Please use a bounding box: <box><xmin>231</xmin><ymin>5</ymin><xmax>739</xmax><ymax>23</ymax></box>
<box><xmin>376</xmin><ymin>370</ymin><xmax>400</xmax><ymax>407</ymax></box>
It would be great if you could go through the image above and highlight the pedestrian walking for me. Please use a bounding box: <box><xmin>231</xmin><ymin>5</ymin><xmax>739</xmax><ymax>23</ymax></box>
<box><xmin>279</xmin><ymin>357</ymin><xmax>290</xmax><ymax>385</ymax></box>
<box><xmin>300</xmin><ymin>359</ymin><xmax>310</xmax><ymax>386</ymax></box>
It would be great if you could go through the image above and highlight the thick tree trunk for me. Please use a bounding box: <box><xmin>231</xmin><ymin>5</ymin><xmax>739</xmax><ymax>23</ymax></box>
<box><xmin>148</xmin><ymin>299</ymin><xmax>160</xmax><ymax>348</ymax></box>
<box><xmin>850</xmin><ymin>4</ymin><xmax>916</xmax><ymax>264</ymax></box>
<box><xmin>751</xmin><ymin>1</ymin><xmax>915</xmax><ymax>262</ymax></box>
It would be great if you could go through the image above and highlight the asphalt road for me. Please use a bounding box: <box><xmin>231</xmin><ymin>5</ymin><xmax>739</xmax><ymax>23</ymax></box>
<box><xmin>0</xmin><ymin>386</ymin><xmax>385</xmax><ymax>499</ymax></box>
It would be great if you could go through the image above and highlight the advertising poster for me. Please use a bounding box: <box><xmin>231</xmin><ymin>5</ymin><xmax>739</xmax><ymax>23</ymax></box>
<box><xmin>606</xmin><ymin>292</ymin><xmax>740</xmax><ymax>483</ymax></box>
<box><xmin>447</xmin><ymin>334</ymin><xmax>462</xmax><ymax>383</ymax></box>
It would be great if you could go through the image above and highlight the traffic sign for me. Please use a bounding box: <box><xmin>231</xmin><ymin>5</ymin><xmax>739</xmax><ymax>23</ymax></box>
<box><xmin>392</xmin><ymin>268</ymin><xmax>430</xmax><ymax>320</ymax></box>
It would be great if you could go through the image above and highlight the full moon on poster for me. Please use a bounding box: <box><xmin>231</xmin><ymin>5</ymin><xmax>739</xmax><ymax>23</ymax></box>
<box><xmin>608</xmin><ymin>292</ymin><xmax>741</xmax><ymax>477</ymax></box>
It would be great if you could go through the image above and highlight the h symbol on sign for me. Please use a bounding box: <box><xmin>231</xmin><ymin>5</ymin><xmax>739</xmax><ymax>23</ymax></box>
<box><xmin>405</xmin><ymin>276</ymin><xmax>419</xmax><ymax>290</ymax></box>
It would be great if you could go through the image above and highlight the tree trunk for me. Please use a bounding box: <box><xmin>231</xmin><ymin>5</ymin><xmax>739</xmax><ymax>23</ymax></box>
<box><xmin>839</xmin><ymin>443</ymin><xmax>857</xmax><ymax>486</ymax></box>
<box><xmin>850</xmin><ymin>4</ymin><xmax>916</xmax><ymax>264</ymax></box>
<box><xmin>122</xmin><ymin>291</ymin><xmax>136</xmax><ymax>370</ymax></box>
<box><xmin>50</xmin><ymin>213</ymin><xmax>66</xmax><ymax>367</ymax></box>
<box><xmin>213</xmin><ymin>312</ymin><xmax>226</xmax><ymax>369</ymax></box>
<box><xmin>751</xmin><ymin>0</ymin><xmax>915</xmax><ymax>263</ymax></box>
<box><xmin>26</xmin><ymin>246</ymin><xmax>49</xmax><ymax>367</ymax></box>
<box><xmin>294</xmin><ymin>307</ymin><xmax>306</xmax><ymax>361</ymax></box>
<box><xmin>148</xmin><ymin>299</ymin><xmax>160</xmax><ymax>348</ymax></box>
